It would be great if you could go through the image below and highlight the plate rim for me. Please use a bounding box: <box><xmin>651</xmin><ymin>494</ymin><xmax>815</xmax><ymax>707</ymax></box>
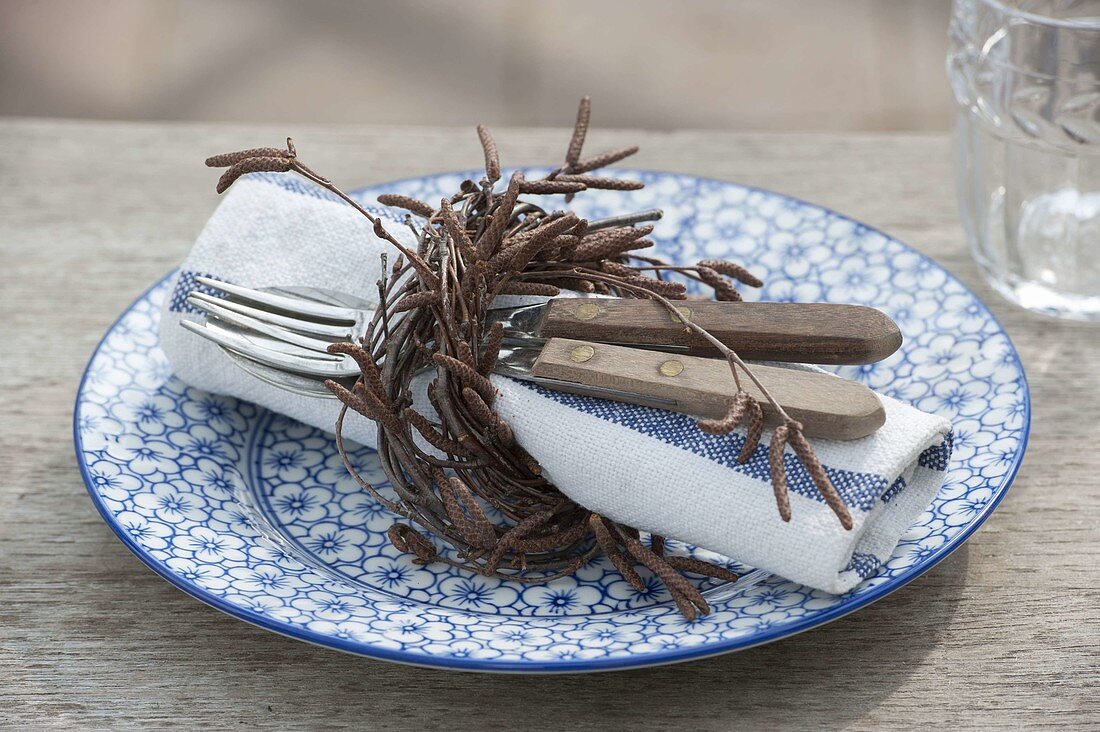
<box><xmin>73</xmin><ymin>168</ymin><xmax>1032</xmax><ymax>673</ymax></box>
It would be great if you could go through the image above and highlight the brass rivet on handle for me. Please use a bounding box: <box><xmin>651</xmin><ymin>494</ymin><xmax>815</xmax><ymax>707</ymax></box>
<box><xmin>669</xmin><ymin>306</ymin><xmax>692</xmax><ymax>323</ymax></box>
<box><xmin>570</xmin><ymin>345</ymin><xmax>595</xmax><ymax>363</ymax></box>
<box><xmin>659</xmin><ymin>359</ymin><xmax>684</xmax><ymax>377</ymax></box>
<box><xmin>575</xmin><ymin>302</ymin><xmax>600</xmax><ymax>320</ymax></box>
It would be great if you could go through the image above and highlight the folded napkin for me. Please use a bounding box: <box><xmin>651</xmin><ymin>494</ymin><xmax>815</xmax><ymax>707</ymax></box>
<box><xmin>160</xmin><ymin>173</ymin><xmax>953</xmax><ymax>594</ymax></box>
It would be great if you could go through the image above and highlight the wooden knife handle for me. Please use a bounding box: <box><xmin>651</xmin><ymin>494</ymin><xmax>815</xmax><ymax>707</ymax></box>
<box><xmin>531</xmin><ymin>338</ymin><xmax>885</xmax><ymax>440</ymax></box>
<box><xmin>538</xmin><ymin>299</ymin><xmax>902</xmax><ymax>365</ymax></box>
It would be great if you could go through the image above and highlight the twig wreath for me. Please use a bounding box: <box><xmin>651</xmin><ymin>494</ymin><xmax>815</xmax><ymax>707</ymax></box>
<box><xmin>206</xmin><ymin>98</ymin><xmax>852</xmax><ymax>619</ymax></box>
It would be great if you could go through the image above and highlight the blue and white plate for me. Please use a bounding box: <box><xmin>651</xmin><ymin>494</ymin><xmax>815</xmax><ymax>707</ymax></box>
<box><xmin>75</xmin><ymin>170</ymin><xmax>1030</xmax><ymax>672</ymax></box>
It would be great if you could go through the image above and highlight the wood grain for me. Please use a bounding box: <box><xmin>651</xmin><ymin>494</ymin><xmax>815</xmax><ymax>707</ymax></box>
<box><xmin>539</xmin><ymin>299</ymin><xmax>903</xmax><ymax>364</ymax></box>
<box><xmin>532</xmin><ymin>337</ymin><xmax>884</xmax><ymax>439</ymax></box>
<box><xmin>1</xmin><ymin>120</ymin><xmax>1096</xmax><ymax>730</ymax></box>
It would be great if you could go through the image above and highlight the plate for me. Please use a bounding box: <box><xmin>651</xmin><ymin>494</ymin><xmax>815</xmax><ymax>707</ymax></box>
<box><xmin>75</xmin><ymin>169</ymin><xmax>1030</xmax><ymax>672</ymax></box>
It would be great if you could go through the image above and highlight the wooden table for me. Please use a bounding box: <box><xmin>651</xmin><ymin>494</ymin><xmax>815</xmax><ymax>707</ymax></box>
<box><xmin>2</xmin><ymin>120</ymin><xmax>1096</xmax><ymax>729</ymax></box>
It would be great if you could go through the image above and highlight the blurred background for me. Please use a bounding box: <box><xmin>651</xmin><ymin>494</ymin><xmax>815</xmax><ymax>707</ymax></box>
<box><xmin>0</xmin><ymin>0</ymin><xmax>953</xmax><ymax>131</ymax></box>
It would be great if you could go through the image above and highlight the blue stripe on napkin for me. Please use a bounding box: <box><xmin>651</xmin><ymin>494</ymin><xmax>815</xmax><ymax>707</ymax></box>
<box><xmin>169</xmin><ymin>271</ymin><xmax>226</xmax><ymax>314</ymax></box>
<box><xmin>516</xmin><ymin>379</ymin><xmax>952</xmax><ymax>514</ymax></box>
<box><xmin>842</xmin><ymin>552</ymin><xmax>882</xmax><ymax>579</ymax></box>
<box><xmin>880</xmin><ymin>476</ymin><xmax>907</xmax><ymax>504</ymax></box>
<box><xmin>918</xmin><ymin>434</ymin><xmax>952</xmax><ymax>471</ymax></box>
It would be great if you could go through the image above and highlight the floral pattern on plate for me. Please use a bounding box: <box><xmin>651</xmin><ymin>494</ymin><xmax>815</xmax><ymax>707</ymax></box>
<box><xmin>75</xmin><ymin>170</ymin><xmax>1029</xmax><ymax>672</ymax></box>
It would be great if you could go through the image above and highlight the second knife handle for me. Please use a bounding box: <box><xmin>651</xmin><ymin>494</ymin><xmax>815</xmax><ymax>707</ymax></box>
<box><xmin>537</xmin><ymin>298</ymin><xmax>901</xmax><ymax>365</ymax></box>
<box><xmin>530</xmin><ymin>338</ymin><xmax>885</xmax><ymax>440</ymax></box>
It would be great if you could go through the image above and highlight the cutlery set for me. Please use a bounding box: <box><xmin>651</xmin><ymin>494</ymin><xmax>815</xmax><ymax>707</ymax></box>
<box><xmin>183</xmin><ymin>277</ymin><xmax>902</xmax><ymax>440</ymax></box>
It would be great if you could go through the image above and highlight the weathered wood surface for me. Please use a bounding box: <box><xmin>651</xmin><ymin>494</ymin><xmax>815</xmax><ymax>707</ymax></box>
<box><xmin>1</xmin><ymin>119</ymin><xmax>1096</xmax><ymax>730</ymax></box>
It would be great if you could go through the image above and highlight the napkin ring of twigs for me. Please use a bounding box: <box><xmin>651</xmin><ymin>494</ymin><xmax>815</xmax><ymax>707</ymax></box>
<box><xmin>206</xmin><ymin>98</ymin><xmax>851</xmax><ymax>620</ymax></box>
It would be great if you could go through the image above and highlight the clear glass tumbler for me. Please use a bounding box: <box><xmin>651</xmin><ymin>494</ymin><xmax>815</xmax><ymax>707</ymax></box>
<box><xmin>949</xmin><ymin>0</ymin><xmax>1100</xmax><ymax>320</ymax></box>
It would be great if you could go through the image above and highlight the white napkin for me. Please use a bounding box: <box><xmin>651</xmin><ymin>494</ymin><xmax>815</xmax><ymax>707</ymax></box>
<box><xmin>160</xmin><ymin>173</ymin><xmax>953</xmax><ymax>594</ymax></box>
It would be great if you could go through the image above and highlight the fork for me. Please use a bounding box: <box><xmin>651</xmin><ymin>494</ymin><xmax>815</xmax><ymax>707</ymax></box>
<box><xmin>181</xmin><ymin>277</ymin><xmax>887</xmax><ymax>439</ymax></box>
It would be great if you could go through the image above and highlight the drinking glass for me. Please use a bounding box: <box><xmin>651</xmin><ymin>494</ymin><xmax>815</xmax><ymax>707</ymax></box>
<box><xmin>949</xmin><ymin>0</ymin><xmax>1100</xmax><ymax>319</ymax></box>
